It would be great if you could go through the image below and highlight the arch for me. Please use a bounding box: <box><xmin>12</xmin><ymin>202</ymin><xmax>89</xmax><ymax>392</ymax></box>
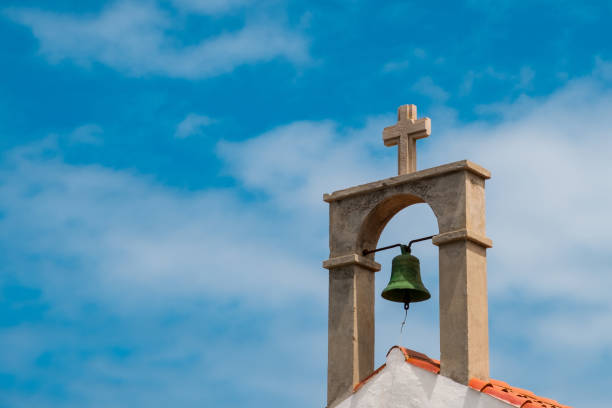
<box><xmin>357</xmin><ymin>193</ymin><xmax>440</xmax><ymax>259</ymax></box>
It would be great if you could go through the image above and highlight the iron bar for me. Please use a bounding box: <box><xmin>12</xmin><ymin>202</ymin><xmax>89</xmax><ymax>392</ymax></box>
<box><xmin>406</xmin><ymin>235</ymin><xmax>435</xmax><ymax>251</ymax></box>
<box><xmin>362</xmin><ymin>243</ymin><xmax>402</xmax><ymax>256</ymax></box>
<box><xmin>362</xmin><ymin>234</ymin><xmax>435</xmax><ymax>256</ymax></box>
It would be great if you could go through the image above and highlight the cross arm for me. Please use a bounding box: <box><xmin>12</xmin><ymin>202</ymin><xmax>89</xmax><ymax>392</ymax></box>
<box><xmin>383</xmin><ymin>118</ymin><xmax>431</xmax><ymax>147</ymax></box>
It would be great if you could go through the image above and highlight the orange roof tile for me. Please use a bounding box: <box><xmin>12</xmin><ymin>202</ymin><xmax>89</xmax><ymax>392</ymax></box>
<box><xmin>353</xmin><ymin>363</ymin><xmax>386</xmax><ymax>393</ymax></box>
<box><xmin>353</xmin><ymin>346</ymin><xmax>572</xmax><ymax>408</ymax></box>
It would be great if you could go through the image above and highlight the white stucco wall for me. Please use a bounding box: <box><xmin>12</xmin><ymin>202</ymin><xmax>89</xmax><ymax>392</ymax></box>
<box><xmin>335</xmin><ymin>349</ymin><xmax>513</xmax><ymax>408</ymax></box>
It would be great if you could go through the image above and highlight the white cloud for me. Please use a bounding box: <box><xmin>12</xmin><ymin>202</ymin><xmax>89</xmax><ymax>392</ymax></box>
<box><xmin>411</xmin><ymin>76</ymin><xmax>449</xmax><ymax>102</ymax></box>
<box><xmin>174</xmin><ymin>113</ymin><xmax>212</xmax><ymax>138</ymax></box>
<box><xmin>413</xmin><ymin>48</ymin><xmax>426</xmax><ymax>59</ymax></box>
<box><xmin>69</xmin><ymin>123</ymin><xmax>103</xmax><ymax>144</ymax></box>
<box><xmin>461</xmin><ymin>65</ymin><xmax>536</xmax><ymax>95</ymax></box>
<box><xmin>5</xmin><ymin>1</ymin><xmax>309</xmax><ymax>79</ymax></box>
<box><xmin>0</xmin><ymin>137</ymin><xmax>324</xmax><ymax>314</ymax></box>
<box><xmin>382</xmin><ymin>59</ymin><xmax>410</xmax><ymax>73</ymax></box>
<box><xmin>170</xmin><ymin>0</ymin><xmax>251</xmax><ymax>14</ymax></box>
<box><xmin>381</xmin><ymin>48</ymin><xmax>427</xmax><ymax>73</ymax></box>
<box><xmin>517</xmin><ymin>65</ymin><xmax>535</xmax><ymax>89</ymax></box>
<box><xmin>594</xmin><ymin>57</ymin><xmax>612</xmax><ymax>81</ymax></box>
<box><xmin>217</xmin><ymin>117</ymin><xmax>396</xmax><ymax>210</ymax></box>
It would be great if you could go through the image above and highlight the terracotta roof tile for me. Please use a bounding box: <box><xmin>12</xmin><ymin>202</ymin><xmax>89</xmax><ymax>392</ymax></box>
<box><xmin>469</xmin><ymin>377</ymin><xmax>570</xmax><ymax>408</ymax></box>
<box><xmin>353</xmin><ymin>363</ymin><xmax>386</xmax><ymax>393</ymax></box>
<box><xmin>352</xmin><ymin>346</ymin><xmax>572</xmax><ymax>408</ymax></box>
<box><xmin>481</xmin><ymin>385</ymin><xmax>531</xmax><ymax>407</ymax></box>
<box><xmin>390</xmin><ymin>346</ymin><xmax>441</xmax><ymax>374</ymax></box>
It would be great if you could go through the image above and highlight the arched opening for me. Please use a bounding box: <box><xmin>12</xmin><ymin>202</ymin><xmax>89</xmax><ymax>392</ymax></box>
<box><xmin>357</xmin><ymin>194</ymin><xmax>426</xmax><ymax>255</ymax></box>
<box><xmin>361</xmin><ymin>200</ymin><xmax>440</xmax><ymax>369</ymax></box>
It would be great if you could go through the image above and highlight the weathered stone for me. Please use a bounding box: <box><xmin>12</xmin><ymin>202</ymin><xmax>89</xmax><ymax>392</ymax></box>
<box><xmin>327</xmin><ymin>264</ymin><xmax>375</xmax><ymax>406</ymax></box>
<box><xmin>382</xmin><ymin>104</ymin><xmax>431</xmax><ymax>175</ymax></box>
<box><xmin>323</xmin><ymin>140</ymin><xmax>492</xmax><ymax>406</ymax></box>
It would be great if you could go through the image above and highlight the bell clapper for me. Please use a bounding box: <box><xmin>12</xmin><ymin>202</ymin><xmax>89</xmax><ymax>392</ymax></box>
<box><xmin>400</xmin><ymin>303</ymin><xmax>410</xmax><ymax>333</ymax></box>
<box><xmin>400</xmin><ymin>294</ymin><xmax>410</xmax><ymax>333</ymax></box>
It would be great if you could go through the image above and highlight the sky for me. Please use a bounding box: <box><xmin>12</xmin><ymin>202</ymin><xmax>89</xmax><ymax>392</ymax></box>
<box><xmin>0</xmin><ymin>0</ymin><xmax>611</xmax><ymax>407</ymax></box>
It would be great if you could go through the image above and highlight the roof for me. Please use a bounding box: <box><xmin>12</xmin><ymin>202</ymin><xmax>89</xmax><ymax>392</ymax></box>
<box><xmin>353</xmin><ymin>346</ymin><xmax>572</xmax><ymax>408</ymax></box>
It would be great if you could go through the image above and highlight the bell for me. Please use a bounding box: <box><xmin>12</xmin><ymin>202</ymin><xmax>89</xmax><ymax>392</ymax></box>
<box><xmin>381</xmin><ymin>245</ymin><xmax>431</xmax><ymax>305</ymax></box>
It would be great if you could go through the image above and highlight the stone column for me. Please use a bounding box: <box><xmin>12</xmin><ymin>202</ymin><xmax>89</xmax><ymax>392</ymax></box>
<box><xmin>434</xmin><ymin>234</ymin><xmax>491</xmax><ymax>384</ymax></box>
<box><xmin>432</xmin><ymin>170</ymin><xmax>492</xmax><ymax>384</ymax></box>
<box><xmin>323</xmin><ymin>255</ymin><xmax>380</xmax><ymax>407</ymax></box>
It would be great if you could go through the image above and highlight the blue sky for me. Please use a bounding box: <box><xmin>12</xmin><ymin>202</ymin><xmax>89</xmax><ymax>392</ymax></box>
<box><xmin>1</xmin><ymin>1</ymin><xmax>612</xmax><ymax>407</ymax></box>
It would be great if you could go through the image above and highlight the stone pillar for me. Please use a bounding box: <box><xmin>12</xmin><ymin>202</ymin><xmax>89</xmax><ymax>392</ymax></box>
<box><xmin>323</xmin><ymin>255</ymin><xmax>380</xmax><ymax>407</ymax></box>
<box><xmin>432</xmin><ymin>169</ymin><xmax>492</xmax><ymax>384</ymax></box>
<box><xmin>433</xmin><ymin>233</ymin><xmax>491</xmax><ymax>384</ymax></box>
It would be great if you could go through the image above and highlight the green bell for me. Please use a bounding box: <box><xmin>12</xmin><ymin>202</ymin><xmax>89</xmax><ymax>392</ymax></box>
<box><xmin>381</xmin><ymin>245</ymin><xmax>431</xmax><ymax>305</ymax></box>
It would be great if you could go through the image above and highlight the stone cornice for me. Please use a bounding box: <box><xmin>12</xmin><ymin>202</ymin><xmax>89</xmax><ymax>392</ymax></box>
<box><xmin>323</xmin><ymin>160</ymin><xmax>490</xmax><ymax>203</ymax></box>
<box><xmin>323</xmin><ymin>254</ymin><xmax>382</xmax><ymax>272</ymax></box>
<box><xmin>433</xmin><ymin>228</ymin><xmax>493</xmax><ymax>248</ymax></box>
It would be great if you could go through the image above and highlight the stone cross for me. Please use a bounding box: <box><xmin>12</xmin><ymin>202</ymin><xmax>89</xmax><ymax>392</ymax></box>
<box><xmin>382</xmin><ymin>104</ymin><xmax>431</xmax><ymax>175</ymax></box>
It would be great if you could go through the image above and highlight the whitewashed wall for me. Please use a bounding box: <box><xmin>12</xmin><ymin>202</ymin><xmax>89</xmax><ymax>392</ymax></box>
<box><xmin>335</xmin><ymin>349</ymin><xmax>513</xmax><ymax>408</ymax></box>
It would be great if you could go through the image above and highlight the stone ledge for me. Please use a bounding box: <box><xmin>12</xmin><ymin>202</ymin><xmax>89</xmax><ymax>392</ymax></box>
<box><xmin>323</xmin><ymin>160</ymin><xmax>491</xmax><ymax>203</ymax></box>
<box><xmin>432</xmin><ymin>229</ymin><xmax>493</xmax><ymax>248</ymax></box>
<box><xmin>323</xmin><ymin>254</ymin><xmax>382</xmax><ymax>272</ymax></box>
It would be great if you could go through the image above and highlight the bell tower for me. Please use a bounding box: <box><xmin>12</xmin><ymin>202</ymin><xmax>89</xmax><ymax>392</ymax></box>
<box><xmin>322</xmin><ymin>105</ymin><xmax>493</xmax><ymax>407</ymax></box>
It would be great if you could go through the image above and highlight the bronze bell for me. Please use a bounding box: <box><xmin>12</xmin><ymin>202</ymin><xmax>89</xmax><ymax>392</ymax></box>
<box><xmin>381</xmin><ymin>245</ymin><xmax>431</xmax><ymax>306</ymax></box>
